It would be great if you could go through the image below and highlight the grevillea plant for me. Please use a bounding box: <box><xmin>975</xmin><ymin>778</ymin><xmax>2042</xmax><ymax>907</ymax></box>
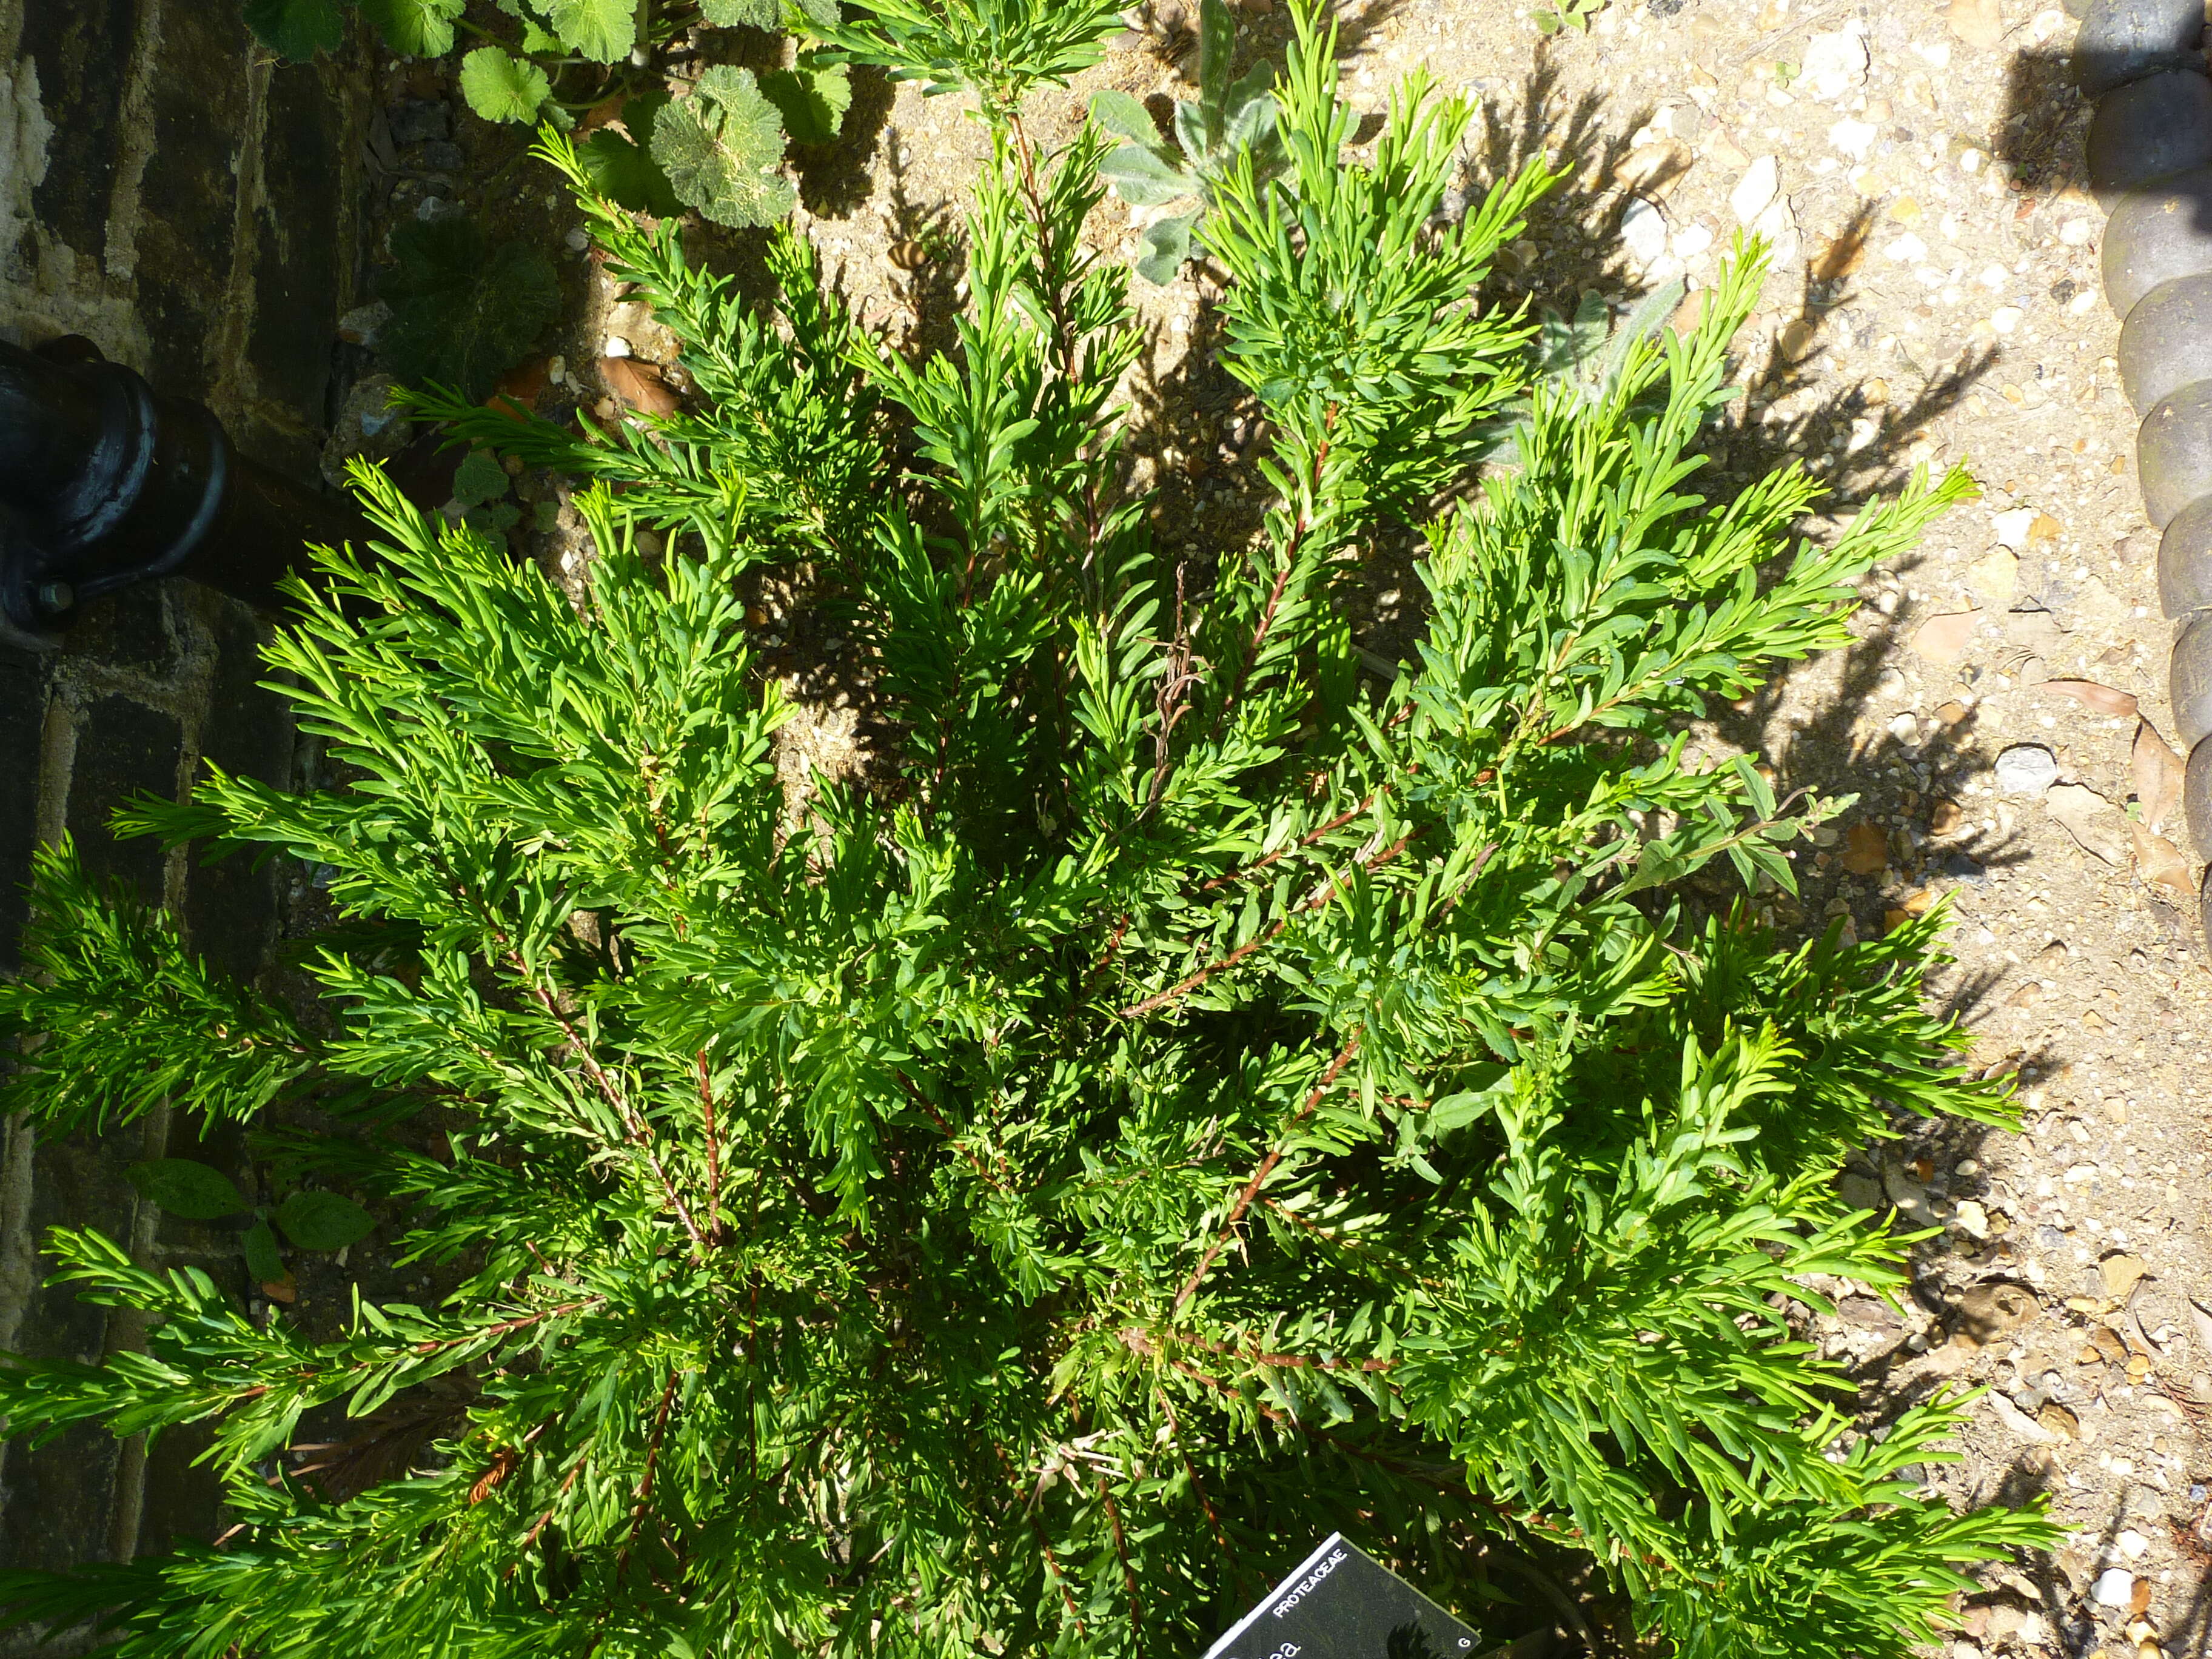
<box><xmin>0</xmin><ymin>2</ymin><xmax>2049</xmax><ymax>1655</ymax></box>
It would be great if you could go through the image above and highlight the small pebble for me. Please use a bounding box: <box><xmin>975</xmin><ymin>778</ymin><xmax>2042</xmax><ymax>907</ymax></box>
<box><xmin>603</xmin><ymin>335</ymin><xmax>632</xmax><ymax>358</ymax></box>
<box><xmin>1994</xmin><ymin>744</ymin><xmax>2058</xmax><ymax>797</ymax></box>
<box><xmin>2094</xmin><ymin>1567</ymin><xmax>2134</xmax><ymax>1607</ymax></box>
<box><xmin>565</xmin><ymin>227</ymin><xmax>591</xmax><ymax>252</ymax></box>
<box><xmin>2116</xmin><ymin>1527</ymin><xmax>2149</xmax><ymax>1560</ymax></box>
<box><xmin>1621</xmin><ymin>196</ymin><xmax>1669</xmax><ymax>264</ymax></box>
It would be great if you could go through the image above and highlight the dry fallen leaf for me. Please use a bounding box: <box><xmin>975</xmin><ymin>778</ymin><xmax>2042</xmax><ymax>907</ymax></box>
<box><xmin>2100</xmin><ymin>1253</ymin><xmax>2148</xmax><ymax>1299</ymax></box>
<box><xmin>2131</xmin><ymin>719</ymin><xmax>2184</xmax><ymax>832</ymax></box>
<box><xmin>1911</xmin><ymin>609</ymin><xmax>1979</xmax><ymax>663</ymax></box>
<box><xmin>1946</xmin><ymin>0</ymin><xmax>2003</xmax><ymax>46</ymax></box>
<box><xmin>2040</xmin><ymin>679</ymin><xmax>2139</xmax><ymax>717</ymax></box>
<box><xmin>2130</xmin><ymin>822</ymin><xmax>2194</xmax><ymax>899</ymax></box>
<box><xmin>1841</xmin><ymin>821</ymin><xmax>1889</xmax><ymax>874</ymax></box>
<box><xmin>2046</xmin><ymin>783</ymin><xmax>2125</xmax><ymax>864</ymax></box>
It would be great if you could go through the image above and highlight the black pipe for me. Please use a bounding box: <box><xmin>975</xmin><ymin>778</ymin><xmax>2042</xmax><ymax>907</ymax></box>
<box><xmin>0</xmin><ymin>335</ymin><xmax>371</xmax><ymax>650</ymax></box>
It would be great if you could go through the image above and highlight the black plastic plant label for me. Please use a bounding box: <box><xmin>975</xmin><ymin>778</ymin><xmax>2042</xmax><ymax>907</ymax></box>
<box><xmin>1201</xmin><ymin>1533</ymin><xmax>1483</xmax><ymax>1659</ymax></box>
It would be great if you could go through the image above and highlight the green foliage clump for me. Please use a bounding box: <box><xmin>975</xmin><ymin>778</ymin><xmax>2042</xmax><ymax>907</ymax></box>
<box><xmin>250</xmin><ymin>0</ymin><xmax>854</xmax><ymax>232</ymax></box>
<box><xmin>376</xmin><ymin>217</ymin><xmax>561</xmax><ymax>401</ymax></box>
<box><xmin>3</xmin><ymin>4</ymin><xmax>2051</xmax><ymax>1656</ymax></box>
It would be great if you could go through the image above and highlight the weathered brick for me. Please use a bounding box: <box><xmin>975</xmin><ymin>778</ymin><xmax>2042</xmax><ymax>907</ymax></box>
<box><xmin>63</xmin><ymin>694</ymin><xmax>181</xmax><ymax>903</ymax></box>
<box><xmin>183</xmin><ymin>600</ymin><xmax>291</xmax><ymax>982</ymax></box>
<box><xmin>0</xmin><ymin>1132</ymin><xmax>137</xmax><ymax>1576</ymax></box>
<box><xmin>130</xmin><ymin>4</ymin><xmax>255</xmax><ymax>404</ymax></box>
<box><xmin>59</xmin><ymin>583</ymin><xmax>175</xmax><ymax>678</ymax></box>
<box><xmin>0</xmin><ymin>646</ymin><xmax>44</xmax><ymax>973</ymax></box>
<box><xmin>19</xmin><ymin>0</ymin><xmax>138</xmax><ymax>266</ymax></box>
<box><xmin>248</xmin><ymin>58</ymin><xmax>359</xmax><ymax>478</ymax></box>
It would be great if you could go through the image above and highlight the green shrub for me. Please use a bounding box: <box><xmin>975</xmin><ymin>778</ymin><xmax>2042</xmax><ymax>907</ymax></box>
<box><xmin>1</xmin><ymin>3</ymin><xmax>2049</xmax><ymax>1654</ymax></box>
<box><xmin>250</xmin><ymin>0</ymin><xmax>854</xmax><ymax>230</ymax></box>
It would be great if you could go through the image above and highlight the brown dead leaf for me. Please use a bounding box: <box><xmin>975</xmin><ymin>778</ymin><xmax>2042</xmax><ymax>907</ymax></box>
<box><xmin>486</xmin><ymin>356</ymin><xmax>551</xmax><ymax>421</ymax></box>
<box><xmin>2130</xmin><ymin>822</ymin><xmax>2194</xmax><ymax>899</ymax></box>
<box><xmin>1911</xmin><ymin>609</ymin><xmax>1979</xmax><ymax>664</ymax></box>
<box><xmin>1840</xmin><ymin>821</ymin><xmax>1889</xmax><ymax>875</ymax></box>
<box><xmin>1946</xmin><ymin>0</ymin><xmax>2003</xmax><ymax>48</ymax></box>
<box><xmin>261</xmin><ymin>1276</ymin><xmax>298</xmax><ymax>1304</ymax></box>
<box><xmin>2131</xmin><ymin>719</ymin><xmax>2184</xmax><ymax>831</ymax></box>
<box><xmin>602</xmin><ymin>355</ymin><xmax>681</xmax><ymax>417</ymax></box>
<box><xmin>2040</xmin><ymin>679</ymin><xmax>2139</xmax><ymax>717</ymax></box>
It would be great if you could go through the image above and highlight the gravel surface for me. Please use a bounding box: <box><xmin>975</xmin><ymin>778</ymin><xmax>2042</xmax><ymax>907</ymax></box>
<box><xmin>338</xmin><ymin>0</ymin><xmax>2212</xmax><ymax>1649</ymax></box>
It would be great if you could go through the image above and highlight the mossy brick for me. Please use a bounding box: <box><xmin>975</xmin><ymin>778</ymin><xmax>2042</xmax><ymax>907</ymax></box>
<box><xmin>62</xmin><ymin>694</ymin><xmax>181</xmax><ymax>904</ymax></box>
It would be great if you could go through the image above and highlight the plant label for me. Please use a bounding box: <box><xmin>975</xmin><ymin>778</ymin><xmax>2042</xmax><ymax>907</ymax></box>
<box><xmin>1202</xmin><ymin>1533</ymin><xmax>1483</xmax><ymax>1659</ymax></box>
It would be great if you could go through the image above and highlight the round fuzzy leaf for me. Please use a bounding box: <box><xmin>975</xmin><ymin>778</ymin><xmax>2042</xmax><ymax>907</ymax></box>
<box><xmin>650</xmin><ymin>67</ymin><xmax>797</xmax><ymax>229</ymax></box>
<box><xmin>460</xmin><ymin>47</ymin><xmax>552</xmax><ymax>124</ymax></box>
<box><xmin>546</xmin><ymin>0</ymin><xmax>635</xmax><ymax>61</ymax></box>
<box><xmin>1134</xmin><ymin>208</ymin><xmax>1200</xmax><ymax>286</ymax></box>
<box><xmin>243</xmin><ymin>0</ymin><xmax>345</xmax><ymax>62</ymax></box>
<box><xmin>127</xmin><ymin>1160</ymin><xmax>249</xmax><ymax>1221</ymax></box>
<box><xmin>1099</xmin><ymin>142</ymin><xmax>1195</xmax><ymax>209</ymax></box>
<box><xmin>360</xmin><ymin>0</ymin><xmax>466</xmax><ymax>55</ymax></box>
<box><xmin>1090</xmin><ymin>89</ymin><xmax>1162</xmax><ymax>147</ymax></box>
<box><xmin>243</xmin><ymin>1221</ymin><xmax>287</xmax><ymax>1287</ymax></box>
<box><xmin>580</xmin><ymin>113</ymin><xmax>687</xmax><ymax>218</ymax></box>
<box><xmin>274</xmin><ymin>1191</ymin><xmax>375</xmax><ymax>1251</ymax></box>
<box><xmin>700</xmin><ymin>0</ymin><xmax>779</xmax><ymax>22</ymax></box>
<box><xmin>759</xmin><ymin>62</ymin><xmax>852</xmax><ymax>146</ymax></box>
<box><xmin>451</xmin><ymin>449</ymin><xmax>511</xmax><ymax>508</ymax></box>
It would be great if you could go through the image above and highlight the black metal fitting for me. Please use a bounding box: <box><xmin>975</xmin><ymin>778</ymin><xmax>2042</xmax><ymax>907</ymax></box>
<box><xmin>0</xmin><ymin>335</ymin><xmax>370</xmax><ymax>651</ymax></box>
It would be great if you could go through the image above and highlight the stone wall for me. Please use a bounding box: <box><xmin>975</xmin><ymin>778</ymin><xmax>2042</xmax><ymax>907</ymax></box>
<box><xmin>0</xmin><ymin>0</ymin><xmax>367</xmax><ymax>1640</ymax></box>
